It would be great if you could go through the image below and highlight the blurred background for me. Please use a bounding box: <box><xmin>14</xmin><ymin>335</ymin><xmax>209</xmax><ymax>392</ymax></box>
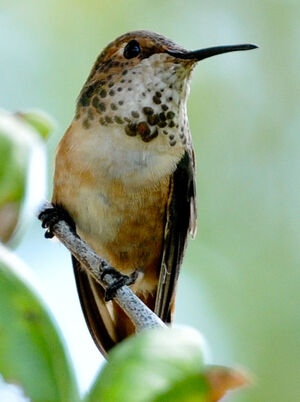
<box><xmin>1</xmin><ymin>0</ymin><xmax>299</xmax><ymax>400</ymax></box>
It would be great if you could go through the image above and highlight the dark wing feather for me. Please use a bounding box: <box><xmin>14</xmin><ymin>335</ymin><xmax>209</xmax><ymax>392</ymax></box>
<box><xmin>154</xmin><ymin>149</ymin><xmax>197</xmax><ymax>322</ymax></box>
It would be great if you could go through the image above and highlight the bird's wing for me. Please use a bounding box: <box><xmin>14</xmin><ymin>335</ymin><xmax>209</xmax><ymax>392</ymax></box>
<box><xmin>154</xmin><ymin>148</ymin><xmax>197</xmax><ymax>322</ymax></box>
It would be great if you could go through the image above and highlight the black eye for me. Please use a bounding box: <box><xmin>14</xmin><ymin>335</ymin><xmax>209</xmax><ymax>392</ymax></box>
<box><xmin>124</xmin><ymin>40</ymin><xmax>140</xmax><ymax>59</ymax></box>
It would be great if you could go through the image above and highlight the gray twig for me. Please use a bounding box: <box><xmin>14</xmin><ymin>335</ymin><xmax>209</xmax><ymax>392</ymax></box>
<box><xmin>38</xmin><ymin>201</ymin><xmax>165</xmax><ymax>331</ymax></box>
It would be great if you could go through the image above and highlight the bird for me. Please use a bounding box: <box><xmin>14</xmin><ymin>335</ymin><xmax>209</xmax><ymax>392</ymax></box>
<box><xmin>41</xmin><ymin>30</ymin><xmax>257</xmax><ymax>356</ymax></box>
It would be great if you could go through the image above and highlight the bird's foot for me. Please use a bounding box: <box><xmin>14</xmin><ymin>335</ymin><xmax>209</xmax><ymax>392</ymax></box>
<box><xmin>38</xmin><ymin>204</ymin><xmax>76</xmax><ymax>238</ymax></box>
<box><xmin>101</xmin><ymin>268</ymin><xmax>138</xmax><ymax>301</ymax></box>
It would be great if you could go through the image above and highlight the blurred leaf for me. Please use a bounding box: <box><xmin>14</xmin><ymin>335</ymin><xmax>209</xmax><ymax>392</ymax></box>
<box><xmin>0</xmin><ymin>110</ymin><xmax>47</xmax><ymax>245</ymax></box>
<box><xmin>0</xmin><ymin>202</ymin><xmax>19</xmax><ymax>244</ymax></box>
<box><xmin>0</xmin><ymin>244</ymin><xmax>80</xmax><ymax>402</ymax></box>
<box><xmin>154</xmin><ymin>366</ymin><xmax>248</xmax><ymax>402</ymax></box>
<box><xmin>152</xmin><ymin>374</ymin><xmax>209</xmax><ymax>402</ymax></box>
<box><xmin>86</xmin><ymin>326</ymin><xmax>247</xmax><ymax>401</ymax></box>
<box><xmin>204</xmin><ymin>365</ymin><xmax>249</xmax><ymax>402</ymax></box>
<box><xmin>0</xmin><ymin>125</ymin><xmax>25</xmax><ymax>207</ymax></box>
<box><xmin>16</xmin><ymin>110</ymin><xmax>55</xmax><ymax>140</ymax></box>
<box><xmin>86</xmin><ymin>326</ymin><xmax>206</xmax><ymax>402</ymax></box>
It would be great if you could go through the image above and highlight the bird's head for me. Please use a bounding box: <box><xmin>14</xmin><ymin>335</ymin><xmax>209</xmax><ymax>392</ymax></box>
<box><xmin>76</xmin><ymin>30</ymin><xmax>257</xmax><ymax>146</ymax></box>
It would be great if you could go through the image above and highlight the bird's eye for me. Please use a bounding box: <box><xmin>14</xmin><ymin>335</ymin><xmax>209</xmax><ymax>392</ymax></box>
<box><xmin>123</xmin><ymin>40</ymin><xmax>140</xmax><ymax>59</ymax></box>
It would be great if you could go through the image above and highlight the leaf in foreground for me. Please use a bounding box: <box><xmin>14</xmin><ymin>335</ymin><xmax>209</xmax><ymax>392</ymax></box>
<box><xmin>16</xmin><ymin>110</ymin><xmax>54</xmax><ymax>140</ymax></box>
<box><xmin>0</xmin><ymin>110</ymin><xmax>48</xmax><ymax>245</ymax></box>
<box><xmin>86</xmin><ymin>326</ymin><xmax>248</xmax><ymax>402</ymax></box>
<box><xmin>0</xmin><ymin>244</ymin><xmax>79</xmax><ymax>402</ymax></box>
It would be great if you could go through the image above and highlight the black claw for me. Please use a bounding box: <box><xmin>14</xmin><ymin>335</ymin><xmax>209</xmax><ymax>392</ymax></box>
<box><xmin>101</xmin><ymin>268</ymin><xmax>138</xmax><ymax>301</ymax></box>
<box><xmin>39</xmin><ymin>205</ymin><xmax>76</xmax><ymax>239</ymax></box>
<box><xmin>45</xmin><ymin>229</ymin><xmax>54</xmax><ymax>239</ymax></box>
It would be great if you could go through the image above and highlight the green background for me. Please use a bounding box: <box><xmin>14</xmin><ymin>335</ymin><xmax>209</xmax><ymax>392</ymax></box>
<box><xmin>1</xmin><ymin>0</ymin><xmax>299</xmax><ymax>400</ymax></box>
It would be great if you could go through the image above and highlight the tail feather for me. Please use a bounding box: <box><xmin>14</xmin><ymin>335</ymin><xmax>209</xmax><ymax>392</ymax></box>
<box><xmin>72</xmin><ymin>256</ymin><xmax>135</xmax><ymax>355</ymax></box>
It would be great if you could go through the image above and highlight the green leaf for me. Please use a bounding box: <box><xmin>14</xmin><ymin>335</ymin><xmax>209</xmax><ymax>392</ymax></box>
<box><xmin>153</xmin><ymin>366</ymin><xmax>249</xmax><ymax>402</ymax></box>
<box><xmin>86</xmin><ymin>326</ymin><xmax>206</xmax><ymax>402</ymax></box>
<box><xmin>16</xmin><ymin>110</ymin><xmax>55</xmax><ymax>140</ymax></box>
<box><xmin>0</xmin><ymin>244</ymin><xmax>80</xmax><ymax>402</ymax></box>
<box><xmin>152</xmin><ymin>374</ymin><xmax>209</xmax><ymax>402</ymax></box>
<box><xmin>0</xmin><ymin>128</ymin><xmax>26</xmax><ymax>207</ymax></box>
<box><xmin>0</xmin><ymin>110</ymin><xmax>47</xmax><ymax>245</ymax></box>
<box><xmin>86</xmin><ymin>327</ymin><xmax>248</xmax><ymax>402</ymax></box>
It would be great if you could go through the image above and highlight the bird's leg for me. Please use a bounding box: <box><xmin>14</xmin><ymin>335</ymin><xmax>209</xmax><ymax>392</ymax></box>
<box><xmin>39</xmin><ymin>203</ymin><xmax>138</xmax><ymax>301</ymax></box>
<box><xmin>39</xmin><ymin>203</ymin><xmax>138</xmax><ymax>300</ymax></box>
<box><xmin>38</xmin><ymin>204</ymin><xmax>76</xmax><ymax>238</ymax></box>
<box><xmin>101</xmin><ymin>268</ymin><xmax>138</xmax><ymax>301</ymax></box>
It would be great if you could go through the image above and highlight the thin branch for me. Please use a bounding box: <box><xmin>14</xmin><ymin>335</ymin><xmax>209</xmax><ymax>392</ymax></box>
<box><xmin>38</xmin><ymin>201</ymin><xmax>165</xmax><ymax>331</ymax></box>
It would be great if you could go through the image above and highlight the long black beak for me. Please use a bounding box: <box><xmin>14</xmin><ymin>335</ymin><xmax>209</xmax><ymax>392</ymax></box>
<box><xmin>167</xmin><ymin>43</ymin><xmax>258</xmax><ymax>61</ymax></box>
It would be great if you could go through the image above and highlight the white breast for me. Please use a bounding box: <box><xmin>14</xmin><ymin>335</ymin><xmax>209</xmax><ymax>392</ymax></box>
<box><xmin>69</xmin><ymin>121</ymin><xmax>184</xmax><ymax>186</ymax></box>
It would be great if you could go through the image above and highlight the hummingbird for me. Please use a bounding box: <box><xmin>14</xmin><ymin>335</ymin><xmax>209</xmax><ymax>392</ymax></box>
<box><xmin>41</xmin><ymin>30</ymin><xmax>257</xmax><ymax>355</ymax></box>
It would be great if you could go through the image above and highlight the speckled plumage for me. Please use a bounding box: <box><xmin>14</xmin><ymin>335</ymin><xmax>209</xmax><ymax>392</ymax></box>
<box><xmin>76</xmin><ymin>58</ymin><xmax>192</xmax><ymax>149</ymax></box>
